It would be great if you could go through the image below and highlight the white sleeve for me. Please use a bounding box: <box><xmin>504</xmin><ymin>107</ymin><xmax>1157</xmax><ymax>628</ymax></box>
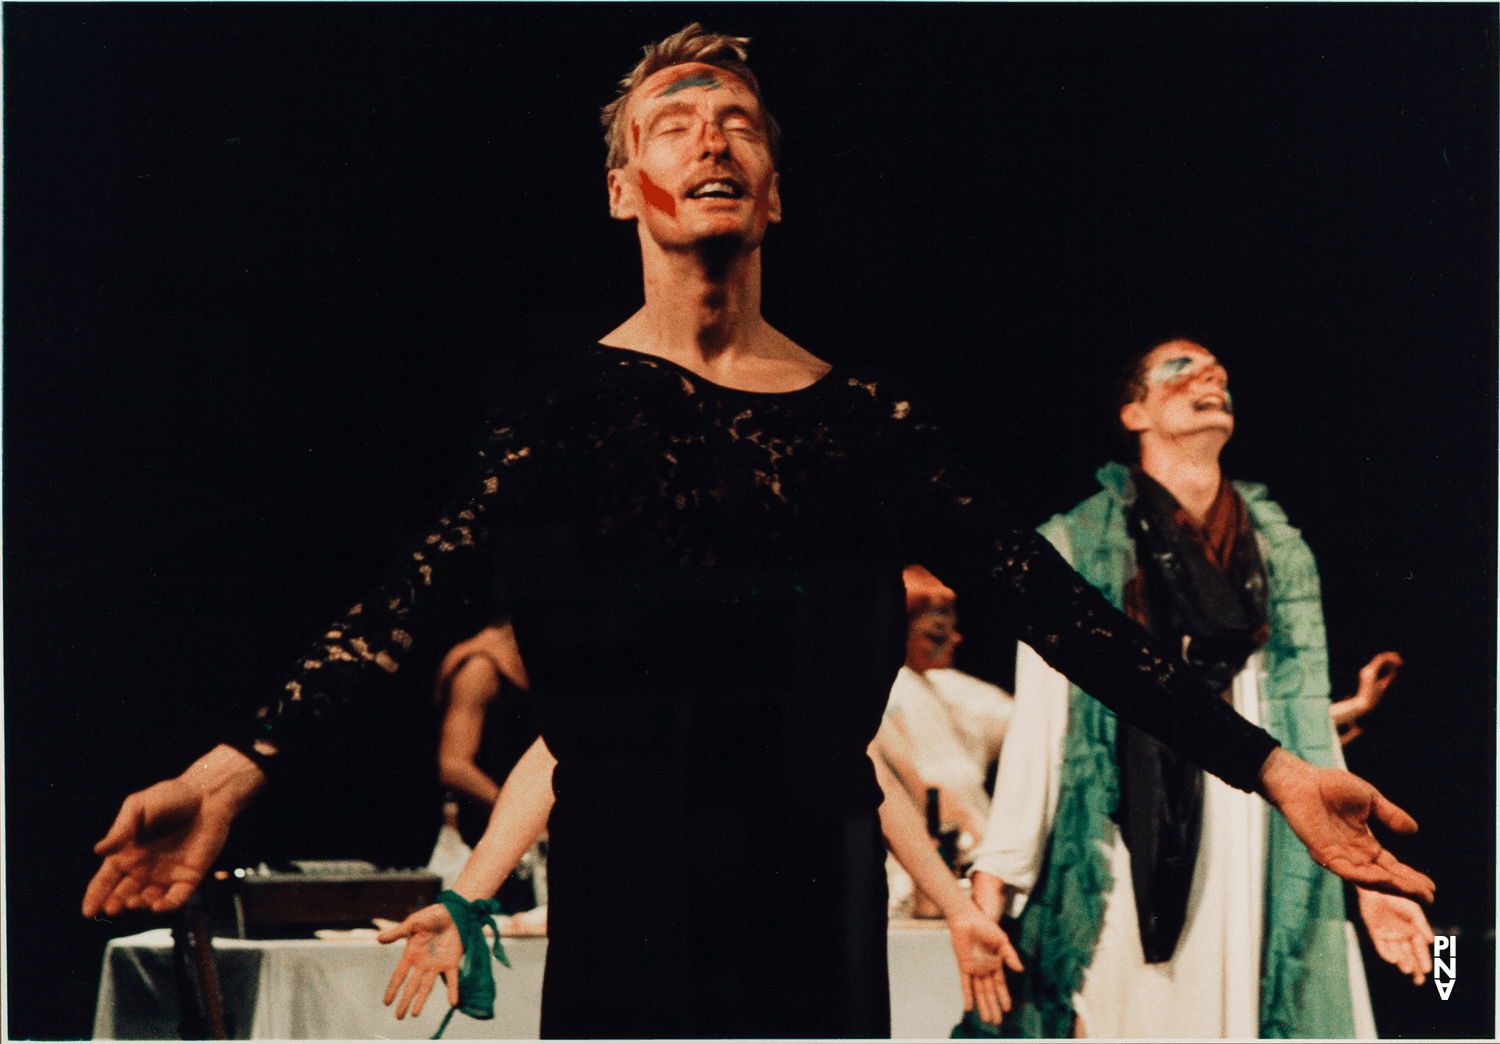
<box><xmin>968</xmin><ymin>639</ymin><xmax>1071</xmax><ymax>911</ymax></box>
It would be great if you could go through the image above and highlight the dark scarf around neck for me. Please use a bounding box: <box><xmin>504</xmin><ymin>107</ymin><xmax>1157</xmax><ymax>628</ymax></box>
<box><xmin>1115</xmin><ymin>469</ymin><xmax>1270</xmax><ymax>963</ymax></box>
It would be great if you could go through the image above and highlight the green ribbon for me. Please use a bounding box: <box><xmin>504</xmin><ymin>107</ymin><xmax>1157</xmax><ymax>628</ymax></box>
<box><xmin>430</xmin><ymin>890</ymin><xmax>510</xmax><ymax>1039</ymax></box>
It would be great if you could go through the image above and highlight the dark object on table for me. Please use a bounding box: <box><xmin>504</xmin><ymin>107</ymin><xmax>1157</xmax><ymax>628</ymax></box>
<box><xmin>171</xmin><ymin>889</ymin><xmax>228</xmax><ymax>1039</ymax></box>
<box><xmin>926</xmin><ymin>787</ymin><xmax>962</xmax><ymax>872</ymax></box>
<box><xmin>216</xmin><ymin>861</ymin><xmax>442</xmax><ymax>939</ymax></box>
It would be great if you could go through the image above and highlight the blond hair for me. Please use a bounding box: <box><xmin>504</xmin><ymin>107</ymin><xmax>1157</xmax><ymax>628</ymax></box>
<box><xmin>600</xmin><ymin>23</ymin><xmax>782</xmax><ymax>169</ymax></box>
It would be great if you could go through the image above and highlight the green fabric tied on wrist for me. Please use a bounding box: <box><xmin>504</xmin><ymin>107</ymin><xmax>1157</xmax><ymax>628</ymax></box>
<box><xmin>431</xmin><ymin>890</ymin><xmax>510</xmax><ymax>1039</ymax></box>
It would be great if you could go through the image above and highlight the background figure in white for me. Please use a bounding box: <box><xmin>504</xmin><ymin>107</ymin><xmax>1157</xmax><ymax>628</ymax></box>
<box><xmin>966</xmin><ymin>340</ymin><xmax>1432</xmax><ymax>1038</ymax></box>
<box><xmin>877</xmin><ymin>565</ymin><xmax>1014</xmax><ymax>914</ymax></box>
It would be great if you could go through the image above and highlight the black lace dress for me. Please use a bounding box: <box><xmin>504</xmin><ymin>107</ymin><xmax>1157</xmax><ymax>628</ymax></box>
<box><xmin>238</xmin><ymin>346</ymin><xmax>1277</xmax><ymax>1039</ymax></box>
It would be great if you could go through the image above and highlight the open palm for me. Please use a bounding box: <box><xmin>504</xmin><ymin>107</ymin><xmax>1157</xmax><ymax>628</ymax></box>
<box><xmin>1358</xmin><ymin>888</ymin><xmax>1435</xmax><ymax>985</ymax></box>
<box><xmin>83</xmin><ymin>777</ymin><xmax>228</xmax><ymax>917</ymax></box>
<box><xmin>379</xmin><ymin>904</ymin><xmax>465</xmax><ymax>1018</ymax></box>
<box><xmin>1266</xmin><ymin>754</ymin><xmax>1434</xmax><ymax>902</ymax></box>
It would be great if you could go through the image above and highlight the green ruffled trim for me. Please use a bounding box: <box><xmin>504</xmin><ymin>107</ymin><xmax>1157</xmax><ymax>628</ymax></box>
<box><xmin>431</xmin><ymin>890</ymin><xmax>510</xmax><ymax>1038</ymax></box>
<box><xmin>993</xmin><ymin>682</ymin><xmax>1119</xmax><ymax>1038</ymax></box>
<box><xmin>1242</xmin><ymin>490</ymin><xmax>1354</xmax><ymax>1039</ymax></box>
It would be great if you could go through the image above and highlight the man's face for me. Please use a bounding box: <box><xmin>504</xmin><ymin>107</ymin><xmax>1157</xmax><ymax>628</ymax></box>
<box><xmin>1120</xmin><ymin>340</ymin><xmax>1234</xmax><ymax>444</ymax></box>
<box><xmin>607</xmin><ymin>63</ymin><xmax>781</xmax><ymax>249</ymax></box>
<box><xmin>903</xmin><ymin>566</ymin><xmax>962</xmax><ymax>672</ymax></box>
<box><xmin>907</xmin><ymin>603</ymin><xmax>961</xmax><ymax>672</ymax></box>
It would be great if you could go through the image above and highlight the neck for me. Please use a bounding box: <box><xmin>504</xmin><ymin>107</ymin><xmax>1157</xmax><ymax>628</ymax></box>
<box><xmin>1137</xmin><ymin>432</ymin><xmax>1226</xmax><ymax>524</ymax></box>
<box><xmin>609</xmin><ymin>232</ymin><xmax>770</xmax><ymax>370</ymax></box>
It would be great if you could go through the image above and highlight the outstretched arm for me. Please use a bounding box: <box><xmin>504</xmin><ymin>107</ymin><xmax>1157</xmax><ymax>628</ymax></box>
<box><xmin>870</xmin><ymin>744</ymin><xmax>1021</xmax><ymax>1027</ymax></box>
<box><xmin>881</xmin><ymin>391</ymin><xmax>1436</xmax><ymax>903</ymax></box>
<box><xmin>82</xmin><ymin>744</ymin><xmax>266</xmax><ymax>917</ymax></box>
<box><xmin>379</xmin><ymin>735</ymin><xmax>557</xmax><ymax>1019</ymax></box>
<box><xmin>1257</xmin><ymin>748</ymin><xmax>1434</xmax><ymax>902</ymax></box>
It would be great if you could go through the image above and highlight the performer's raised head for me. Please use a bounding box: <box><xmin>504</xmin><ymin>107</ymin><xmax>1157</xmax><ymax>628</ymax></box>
<box><xmin>602</xmin><ymin>24</ymin><xmax>782</xmax><ymax>259</ymax></box>
<box><xmin>1116</xmin><ymin>339</ymin><xmax>1234</xmax><ymax>463</ymax></box>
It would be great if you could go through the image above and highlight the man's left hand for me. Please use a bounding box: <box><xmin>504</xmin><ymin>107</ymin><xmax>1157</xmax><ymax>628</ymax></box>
<box><xmin>1258</xmin><ymin>748</ymin><xmax>1434</xmax><ymax>903</ymax></box>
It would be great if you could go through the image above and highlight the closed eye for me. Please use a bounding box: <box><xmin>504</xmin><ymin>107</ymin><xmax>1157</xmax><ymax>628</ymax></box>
<box><xmin>1147</xmin><ymin>356</ymin><xmax>1202</xmax><ymax>385</ymax></box>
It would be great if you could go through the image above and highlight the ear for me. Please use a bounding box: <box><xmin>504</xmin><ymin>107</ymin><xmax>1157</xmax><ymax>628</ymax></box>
<box><xmin>766</xmin><ymin>171</ymin><xmax>782</xmax><ymax>224</ymax></box>
<box><xmin>1119</xmin><ymin>400</ymin><xmax>1150</xmax><ymax>433</ymax></box>
<box><xmin>607</xmin><ymin>168</ymin><xmax>637</xmax><ymax>221</ymax></box>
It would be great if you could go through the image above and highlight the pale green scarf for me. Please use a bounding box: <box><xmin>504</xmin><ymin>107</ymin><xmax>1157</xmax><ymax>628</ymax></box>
<box><xmin>961</xmin><ymin>463</ymin><xmax>1352</xmax><ymax>1039</ymax></box>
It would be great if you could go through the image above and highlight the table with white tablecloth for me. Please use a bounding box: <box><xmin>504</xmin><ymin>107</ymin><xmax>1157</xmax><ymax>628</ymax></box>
<box><xmin>94</xmin><ymin>921</ymin><xmax>962</xmax><ymax>1039</ymax></box>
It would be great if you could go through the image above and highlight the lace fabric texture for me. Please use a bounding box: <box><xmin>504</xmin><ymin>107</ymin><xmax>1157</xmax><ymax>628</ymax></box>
<box><xmin>241</xmin><ymin>346</ymin><xmax>1277</xmax><ymax>797</ymax></box>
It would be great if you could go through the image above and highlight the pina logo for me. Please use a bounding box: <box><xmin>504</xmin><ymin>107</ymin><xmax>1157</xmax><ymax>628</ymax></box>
<box><xmin>1433</xmin><ymin>935</ymin><xmax>1456</xmax><ymax>1000</ymax></box>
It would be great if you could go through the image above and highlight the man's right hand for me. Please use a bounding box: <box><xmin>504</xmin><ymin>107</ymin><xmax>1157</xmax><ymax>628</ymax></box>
<box><xmin>82</xmin><ymin>745</ymin><xmax>266</xmax><ymax>917</ymax></box>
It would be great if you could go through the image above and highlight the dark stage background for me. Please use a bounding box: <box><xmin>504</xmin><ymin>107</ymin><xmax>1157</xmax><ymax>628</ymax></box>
<box><xmin>5</xmin><ymin>5</ymin><xmax>1495</xmax><ymax>1039</ymax></box>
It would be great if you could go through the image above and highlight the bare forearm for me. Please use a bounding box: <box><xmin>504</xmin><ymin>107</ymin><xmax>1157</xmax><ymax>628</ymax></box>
<box><xmin>1255</xmin><ymin>746</ymin><xmax>1304</xmax><ymax>809</ymax></box>
<box><xmin>187</xmin><ymin>744</ymin><xmax>267</xmax><ymax>816</ymax></box>
<box><xmin>871</xmin><ymin>748</ymin><xmax>969</xmax><ymax>919</ymax></box>
<box><xmin>451</xmin><ymin>737</ymin><xmax>556</xmax><ymax>900</ymax></box>
<box><xmin>969</xmin><ymin>871</ymin><xmax>1009</xmax><ymax>922</ymax></box>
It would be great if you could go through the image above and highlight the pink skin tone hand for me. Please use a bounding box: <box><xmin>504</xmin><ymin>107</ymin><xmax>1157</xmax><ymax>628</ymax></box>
<box><xmin>1330</xmin><ymin>652</ymin><xmax>1402</xmax><ymax>745</ymax></box>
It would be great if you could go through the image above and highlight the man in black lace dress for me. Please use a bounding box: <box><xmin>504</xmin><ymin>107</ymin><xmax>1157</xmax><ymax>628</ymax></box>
<box><xmin>85</xmin><ymin>23</ymin><xmax>1434</xmax><ymax>1039</ymax></box>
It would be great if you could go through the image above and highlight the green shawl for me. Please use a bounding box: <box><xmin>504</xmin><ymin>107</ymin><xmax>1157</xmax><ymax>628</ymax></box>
<box><xmin>962</xmin><ymin>463</ymin><xmax>1352</xmax><ymax>1039</ymax></box>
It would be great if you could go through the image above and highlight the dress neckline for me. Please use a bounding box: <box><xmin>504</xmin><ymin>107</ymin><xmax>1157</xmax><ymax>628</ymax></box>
<box><xmin>594</xmin><ymin>344</ymin><xmax>835</xmax><ymax>398</ymax></box>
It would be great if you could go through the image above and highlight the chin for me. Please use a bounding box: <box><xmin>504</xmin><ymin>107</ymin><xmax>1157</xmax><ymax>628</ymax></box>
<box><xmin>694</xmin><ymin>225</ymin><xmax>769</xmax><ymax>258</ymax></box>
<box><xmin>1184</xmin><ymin>409</ymin><xmax>1234</xmax><ymax>433</ymax></box>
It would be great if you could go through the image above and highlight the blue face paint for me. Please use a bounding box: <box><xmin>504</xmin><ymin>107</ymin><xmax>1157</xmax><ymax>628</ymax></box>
<box><xmin>1144</xmin><ymin>354</ymin><xmax>1233</xmax><ymax>413</ymax></box>
<box><xmin>658</xmin><ymin>72</ymin><xmax>721</xmax><ymax>97</ymax></box>
<box><xmin>1145</xmin><ymin>356</ymin><xmax>1197</xmax><ymax>386</ymax></box>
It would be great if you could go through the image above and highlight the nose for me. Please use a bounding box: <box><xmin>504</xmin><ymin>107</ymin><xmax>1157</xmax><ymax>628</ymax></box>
<box><xmin>698</xmin><ymin>121</ymin><xmax>729</xmax><ymax>158</ymax></box>
<box><xmin>1193</xmin><ymin>360</ymin><xmax>1228</xmax><ymax>386</ymax></box>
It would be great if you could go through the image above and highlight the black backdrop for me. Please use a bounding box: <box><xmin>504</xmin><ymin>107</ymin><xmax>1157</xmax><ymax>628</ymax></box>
<box><xmin>5</xmin><ymin>4</ymin><xmax>1495</xmax><ymax>1039</ymax></box>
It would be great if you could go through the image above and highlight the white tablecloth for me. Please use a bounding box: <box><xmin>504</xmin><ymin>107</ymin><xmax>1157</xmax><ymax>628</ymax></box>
<box><xmin>95</xmin><ymin>922</ymin><xmax>961</xmax><ymax>1039</ymax></box>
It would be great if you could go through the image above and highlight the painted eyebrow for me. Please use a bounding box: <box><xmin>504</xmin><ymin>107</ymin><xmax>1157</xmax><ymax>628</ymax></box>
<box><xmin>1147</xmin><ymin>356</ymin><xmax>1204</xmax><ymax>383</ymax></box>
<box><xmin>657</xmin><ymin>71</ymin><xmax>722</xmax><ymax>97</ymax></box>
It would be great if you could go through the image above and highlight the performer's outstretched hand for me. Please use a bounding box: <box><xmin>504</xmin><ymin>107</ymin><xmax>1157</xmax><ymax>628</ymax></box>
<box><xmin>83</xmin><ymin>745</ymin><xmax>265</xmax><ymax>918</ymax></box>
<box><xmin>379</xmin><ymin>904</ymin><xmax>463</xmax><ymax>1018</ymax></box>
<box><xmin>1258</xmin><ymin>748</ymin><xmax>1434</xmax><ymax>903</ymax></box>
<box><xmin>1357</xmin><ymin>887</ymin><xmax>1435</xmax><ymax>985</ymax></box>
<box><xmin>949</xmin><ymin>904</ymin><xmax>1024</xmax><ymax>1027</ymax></box>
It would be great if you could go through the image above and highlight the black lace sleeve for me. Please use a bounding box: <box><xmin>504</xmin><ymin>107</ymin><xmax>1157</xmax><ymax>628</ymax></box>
<box><xmin>230</xmin><ymin>395</ymin><xmax>547</xmax><ymax>773</ymax></box>
<box><xmin>875</xmin><ymin>383</ymin><xmax>1279</xmax><ymax>793</ymax></box>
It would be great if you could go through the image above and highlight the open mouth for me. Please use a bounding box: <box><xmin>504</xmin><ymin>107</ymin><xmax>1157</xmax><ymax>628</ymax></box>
<box><xmin>1193</xmin><ymin>394</ymin><xmax>1232</xmax><ymax>414</ymax></box>
<box><xmin>686</xmin><ymin>179</ymin><xmax>745</xmax><ymax>200</ymax></box>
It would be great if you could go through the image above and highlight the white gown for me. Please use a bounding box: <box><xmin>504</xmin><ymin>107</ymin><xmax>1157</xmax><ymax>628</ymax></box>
<box><xmin>971</xmin><ymin>559</ymin><xmax>1376</xmax><ymax>1038</ymax></box>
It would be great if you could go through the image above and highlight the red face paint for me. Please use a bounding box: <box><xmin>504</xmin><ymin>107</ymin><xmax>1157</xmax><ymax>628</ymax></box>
<box><xmin>638</xmin><ymin>168</ymin><xmax>676</xmax><ymax>217</ymax></box>
<box><xmin>631</xmin><ymin>121</ymin><xmax>640</xmax><ymax>153</ymax></box>
<box><xmin>753</xmin><ymin>171</ymin><xmax>773</xmax><ymax>219</ymax></box>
